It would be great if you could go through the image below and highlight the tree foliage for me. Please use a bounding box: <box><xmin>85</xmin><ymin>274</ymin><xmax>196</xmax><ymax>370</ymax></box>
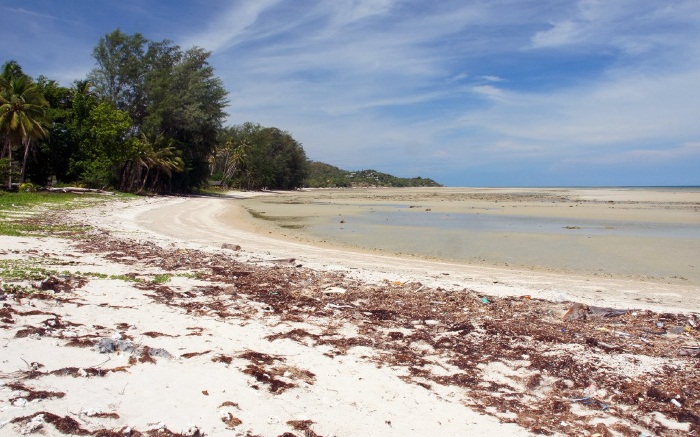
<box><xmin>0</xmin><ymin>64</ymin><xmax>50</xmax><ymax>189</ymax></box>
<box><xmin>211</xmin><ymin>123</ymin><xmax>308</xmax><ymax>190</ymax></box>
<box><xmin>89</xmin><ymin>30</ymin><xmax>228</xmax><ymax>191</ymax></box>
<box><xmin>89</xmin><ymin>30</ymin><xmax>149</xmax><ymax>122</ymax></box>
<box><xmin>71</xmin><ymin>101</ymin><xmax>133</xmax><ymax>188</ymax></box>
<box><xmin>306</xmin><ymin>161</ymin><xmax>442</xmax><ymax>188</ymax></box>
<box><xmin>2</xmin><ymin>30</ymin><xmax>438</xmax><ymax>194</ymax></box>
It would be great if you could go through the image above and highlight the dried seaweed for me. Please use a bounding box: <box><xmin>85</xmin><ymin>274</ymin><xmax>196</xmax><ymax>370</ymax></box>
<box><xmin>181</xmin><ymin>350</ymin><xmax>212</xmax><ymax>359</ymax></box>
<box><xmin>65</xmin><ymin>337</ymin><xmax>97</xmax><ymax>348</ymax></box>
<box><xmin>11</xmin><ymin>411</ymin><xmax>90</xmax><ymax>435</ymax></box>
<box><xmin>14</xmin><ymin>326</ymin><xmax>47</xmax><ymax>337</ymax></box>
<box><xmin>8</xmin><ymin>382</ymin><xmax>65</xmax><ymax>402</ymax></box>
<box><xmin>142</xmin><ymin>331</ymin><xmax>178</xmax><ymax>338</ymax></box>
<box><xmin>222</xmin><ymin>412</ymin><xmax>243</xmax><ymax>427</ymax></box>
<box><xmin>212</xmin><ymin>354</ymin><xmax>233</xmax><ymax>365</ymax></box>
<box><xmin>7</xmin><ymin>220</ymin><xmax>694</xmax><ymax>436</ymax></box>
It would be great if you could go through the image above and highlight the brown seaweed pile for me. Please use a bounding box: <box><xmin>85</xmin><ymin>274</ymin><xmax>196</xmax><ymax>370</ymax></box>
<box><xmin>71</xmin><ymin>230</ymin><xmax>700</xmax><ymax>436</ymax></box>
<box><xmin>1</xmin><ymin>212</ymin><xmax>698</xmax><ymax>436</ymax></box>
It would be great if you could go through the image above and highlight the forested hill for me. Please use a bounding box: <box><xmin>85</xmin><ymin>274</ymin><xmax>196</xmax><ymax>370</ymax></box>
<box><xmin>306</xmin><ymin>161</ymin><xmax>442</xmax><ymax>188</ymax></box>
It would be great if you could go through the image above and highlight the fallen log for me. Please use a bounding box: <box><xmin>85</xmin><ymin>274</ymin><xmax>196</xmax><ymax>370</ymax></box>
<box><xmin>47</xmin><ymin>187</ymin><xmax>113</xmax><ymax>195</ymax></box>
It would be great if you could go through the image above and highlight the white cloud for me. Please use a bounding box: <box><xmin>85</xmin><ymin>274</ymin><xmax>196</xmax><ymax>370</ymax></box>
<box><xmin>563</xmin><ymin>142</ymin><xmax>700</xmax><ymax>166</ymax></box>
<box><xmin>471</xmin><ymin>85</ymin><xmax>507</xmax><ymax>101</ymax></box>
<box><xmin>531</xmin><ymin>20</ymin><xmax>579</xmax><ymax>48</ymax></box>
<box><xmin>481</xmin><ymin>75</ymin><xmax>504</xmax><ymax>82</ymax></box>
<box><xmin>0</xmin><ymin>7</ymin><xmax>79</xmax><ymax>25</ymax></box>
<box><xmin>528</xmin><ymin>0</ymin><xmax>700</xmax><ymax>59</ymax></box>
<box><xmin>181</xmin><ymin>0</ymin><xmax>284</xmax><ymax>52</ymax></box>
<box><xmin>325</xmin><ymin>0</ymin><xmax>396</xmax><ymax>30</ymax></box>
<box><xmin>10</xmin><ymin>0</ymin><xmax>694</xmax><ymax>183</ymax></box>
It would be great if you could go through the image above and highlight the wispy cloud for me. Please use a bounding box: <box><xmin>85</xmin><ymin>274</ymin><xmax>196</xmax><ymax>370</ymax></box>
<box><xmin>573</xmin><ymin>142</ymin><xmax>700</xmax><ymax>167</ymax></box>
<box><xmin>5</xmin><ymin>0</ymin><xmax>700</xmax><ymax>185</ymax></box>
<box><xmin>181</xmin><ymin>0</ymin><xmax>285</xmax><ymax>52</ymax></box>
<box><xmin>0</xmin><ymin>7</ymin><xmax>80</xmax><ymax>25</ymax></box>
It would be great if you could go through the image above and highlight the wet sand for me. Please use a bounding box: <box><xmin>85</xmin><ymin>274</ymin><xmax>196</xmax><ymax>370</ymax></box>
<box><xmin>3</xmin><ymin>191</ymin><xmax>698</xmax><ymax>435</ymax></box>
<box><xmin>128</xmin><ymin>187</ymin><xmax>700</xmax><ymax>313</ymax></box>
<box><xmin>235</xmin><ymin>187</ymin><xmax>700</xmax><ymax>286</ymax></box>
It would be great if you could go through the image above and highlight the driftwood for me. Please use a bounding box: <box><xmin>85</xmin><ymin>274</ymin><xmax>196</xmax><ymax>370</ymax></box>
<box><xmin>47</xmin><ymin>187</ymin><xmax>113</xmax><ymax>195</ymax></box>
<box><xmin>250</xmin><ymin>258</ymin><xmax>296</xmax><ymax>264</ymax></box>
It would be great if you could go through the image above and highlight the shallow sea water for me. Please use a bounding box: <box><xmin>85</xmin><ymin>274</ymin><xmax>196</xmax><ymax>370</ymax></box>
<box><xmin>303</xmin><ymin>206</ymin><xmax>700</xmax><ymax>283</ymax></box>
<box><xmin>238</xmin><ymin>188</ymin><xmax>700</xmax><ymax>284</ymax></box>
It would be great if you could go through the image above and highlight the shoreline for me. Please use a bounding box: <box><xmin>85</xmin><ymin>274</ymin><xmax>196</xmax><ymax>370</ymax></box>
<box><xmin>127</xmin><ymin>188</ymin><xmax>700</xmax><ymax>314</ymax></box>
<box><xmin>1</xmin><ymin>191</ymin><xmax>699</xmax><ymax>436</ymax></box>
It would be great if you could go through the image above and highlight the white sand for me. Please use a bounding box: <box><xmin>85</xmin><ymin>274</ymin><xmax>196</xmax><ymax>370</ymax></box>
<box><xmin>1</xmin><ymin>189</ymin><xmax>698</xmax><ymax>436</ymax></box>
<box><xmin>129</xmin><ymin>191</ymin><xmax>700</xmax><ymax>314</ymax></box>
<box><xmin>0</xmin><ymin>195</ymin><xmax>531</xmax><ymax>436</ymax></box>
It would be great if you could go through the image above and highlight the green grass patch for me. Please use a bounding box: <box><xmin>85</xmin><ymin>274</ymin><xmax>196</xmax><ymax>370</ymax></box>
<box><xmin>0</xmin><ymin>259</ymin><xmax>58</xmax><ymax>281</ymax></box>
<box><xmin>153</xmin><ymin>273</ymin><xmax>172</xmax><ymax>284</ymax></box>
<box><xmin>109</xmin><ymin>274</ymin><xmax>142</xmax><ymax>283</ymax></box>
<box><xmin>0</xmin><ymin>191</ymin><xmax>135</xmax><ymax>236</ymax></box>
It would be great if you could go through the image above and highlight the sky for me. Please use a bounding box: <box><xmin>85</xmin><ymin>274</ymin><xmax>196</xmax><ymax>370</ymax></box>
<box><xmin>1</xmin><ymin>0</ymin><xmax>699</xmax><ymax>187</ymax></box>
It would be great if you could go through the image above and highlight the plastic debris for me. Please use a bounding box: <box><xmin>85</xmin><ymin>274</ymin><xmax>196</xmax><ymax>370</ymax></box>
<box><xmin>97</xmin><ymin>338</ymin><xmax>172</xmax><ymax>360</ymax></box>
<box><xmin>569</xmin><ymin>396</ymin><xmax>609</xmax><ymax>411</ymax></box>
<box><xmin>480</xmin><ymin>297</ymin><xmax>490</xmax><ymax>304</ymax></box>
<box><xmin>97</xmin><ymin>338</ymin><xmax>135</xmax><ymax>354</ymax></box>
<box><xmin>564</xmin><ymin>304</ymin><xmax>630</xmax><ymax>322</ymax></box>
<box><xmin>149</xmin><ymin>347</ymin><xmax>173</xmax><ymax>359</ymax></box>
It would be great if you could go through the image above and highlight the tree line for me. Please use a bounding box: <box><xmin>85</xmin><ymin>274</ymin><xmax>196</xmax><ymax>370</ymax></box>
<box><xmin>0</xmin><ymin>29</ymin><xmax>308</xmax><ymax>193</ymax></box>
<box><xmin>306</xmin><ymin>162</ymin><xmax>442</xmax><ymax>188</ymax></box>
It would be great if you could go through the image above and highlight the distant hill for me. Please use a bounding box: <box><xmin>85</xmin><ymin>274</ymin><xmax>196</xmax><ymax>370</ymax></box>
<box><xmin>306</xmin><ymin>161</ymin><xmax>442</xmax><ymax>188</ymax></box>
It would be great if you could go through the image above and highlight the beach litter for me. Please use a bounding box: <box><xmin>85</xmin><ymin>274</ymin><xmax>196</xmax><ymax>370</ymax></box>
<box><xmin>570</xmin><ymin>396</ymin><xmax>610</xmax><ymax>411</ymax></box>
<box><xmin>3</xmin><ymin>214</ymin><xmax>700</xmax><ymax>436</ymax></box>
<box><xmin>96</xmin><ymin>338</ymin><xmax>172</xmax><ymax>360</ymax></box>
<box><xmin>221</xmin><ymin>243</ymin><xmax>242</xmax><ymax>251</ymax></box>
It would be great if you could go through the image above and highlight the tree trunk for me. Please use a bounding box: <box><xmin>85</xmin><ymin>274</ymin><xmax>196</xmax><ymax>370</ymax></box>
<box><xmin>20</xmin><ymin>139</ymin><xmax>30</xmax><ymax>184</ymax></box>
<box><xmin>6</xmin><ymin>141</ymin><xmax>12</xmax><ymax>190</ymax></box>
<box><xmin>140</xmin><ymin>167</ymin><xmax>150</xmax><ymax>192</ymax></box>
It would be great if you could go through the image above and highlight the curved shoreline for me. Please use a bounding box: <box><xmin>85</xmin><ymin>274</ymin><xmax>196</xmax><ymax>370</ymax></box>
<box><xmin>2</xmin><ymin>189</ymin><xmax>697</xmax><ymax>435</ymax></box>
<box><xmin>97</xmin><ymin>189</ymin><xmax>700</xmax><ymax>313</ymax></box>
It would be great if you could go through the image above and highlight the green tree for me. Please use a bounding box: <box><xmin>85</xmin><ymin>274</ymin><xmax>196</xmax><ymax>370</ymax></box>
<box><xmin>147</xmin><ymin>47</ymin><xmax>227</xmax><ymax>191</ymax></box>
<box><xmin>216</xmin><ymin>123</ymin><xmax>308</xmax><ymax>190</ymax></box>
<box><xmin>89</xmin><ymin>30</ymin><xmax>228</xmax><ymax>192</ymax></box>
<box><xmin>211</xmin><ymin>128</ymin><xmax>251</xmax><ymax>188</ymax></box>
<box><xmin>69</xmin><ymin>101</ymin><xmax>133</xmax><ymax>188</ymax></box>
<box><xmin>0</xmin><ymin>66</ymin><xmax>49</xmax><ymax>189</ymax></box>
<box><xmin>89</xmin><ymin>29</ymin><xmax>148</xmax><ymax>123</ymax></box>
<box><xmin>121</xmin><ymin>132</ymin><xmax>184</xmax><ymax>193</ymax></box>
<box><xmin>29</xmin><ymin>76</ymin><xmax>74</xmax><ymax>185</ymax></box>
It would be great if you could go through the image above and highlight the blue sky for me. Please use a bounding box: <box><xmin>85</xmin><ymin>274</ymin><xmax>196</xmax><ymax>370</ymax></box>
<box><xmin>2</xmin><ymin>0</ymin><xmax>699</xmax><ymax>186</ymax></box>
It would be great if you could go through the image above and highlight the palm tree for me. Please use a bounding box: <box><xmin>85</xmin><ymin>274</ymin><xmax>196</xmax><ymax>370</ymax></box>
<box><xmin>146</xmin><ymin>142</ymin><xmax>184</xmax><ymax>192</ymax></box>
<box><xmin>122</xmin><ymin>132</ymin><xmax>184</xmax><ymax>193</ymax></box>
<box><xmin>0</xmin><ymin>74</ymin><xmax>49</xmax><ymax>188</ymax></box>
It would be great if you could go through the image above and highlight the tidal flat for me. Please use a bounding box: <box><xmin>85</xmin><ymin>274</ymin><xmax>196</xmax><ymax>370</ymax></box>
<box><xmin>236</xmin><ymin>187</ymin><xmax>700</xmax><ymax>285</ymax></box>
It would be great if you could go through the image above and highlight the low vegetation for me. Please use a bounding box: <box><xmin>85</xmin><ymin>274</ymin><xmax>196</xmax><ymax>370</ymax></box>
<box><xmin>0</xmin><ymin>191</ymin><xmax>125</xmax><ymax>236</ymax></box>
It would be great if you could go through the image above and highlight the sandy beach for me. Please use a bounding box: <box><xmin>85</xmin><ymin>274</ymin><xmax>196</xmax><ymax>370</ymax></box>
<box><xmin>139</xmin><ymin>187</ymin><xmax>700</xmax><ymax>313</ymax></box>
<box><xmin>1</xmin><ymin>188</ymin><xmax>699</xmax><ymax>436</ymax></box>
